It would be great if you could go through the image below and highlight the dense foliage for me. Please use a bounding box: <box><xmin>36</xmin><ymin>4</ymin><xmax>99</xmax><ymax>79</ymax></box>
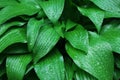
<box><xmin>0</xmin><ymin>0</ymin><xmax>120</xmax><ymax>80</ymax></box>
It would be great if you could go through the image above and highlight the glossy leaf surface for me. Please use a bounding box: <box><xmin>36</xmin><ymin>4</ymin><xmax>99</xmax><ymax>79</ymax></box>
<box><xmin>66</xmin><ymin>32</ymin><xmax>114</xmax><ymax>80</ymax></box>
<box><xmin>34</xmin><ymin>49</ymin><xmax>65</xmax><ymax>80</ymax></box>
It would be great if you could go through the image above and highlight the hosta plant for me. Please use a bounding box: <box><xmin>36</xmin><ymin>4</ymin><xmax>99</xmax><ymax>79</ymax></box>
<box><xmin>0</xmin><ymin>0</ymin><xmax>120</xmax><ymax>80</ymax></box>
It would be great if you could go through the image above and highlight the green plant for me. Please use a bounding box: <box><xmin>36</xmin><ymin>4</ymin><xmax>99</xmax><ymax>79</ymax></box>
<box><xmin>0</xmin><ymin>0</ymin><xmax>120</xmax><ymax>80</ymax></box>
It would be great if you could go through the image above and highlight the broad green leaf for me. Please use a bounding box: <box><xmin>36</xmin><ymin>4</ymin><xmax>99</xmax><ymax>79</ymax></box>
<box><xmin>77</xmin><ymin>7</ymin><xmax>104</xmax><ymax>32</ymax></box>
<box><xmin>90</xmin><ymin>0</ymin><xmax>120</xmax><ymax>12</ymax></box>
<box><xmin>74</xmin><ymin>69</ymin><xmax>97</xmax><ymax>80</ymax></box>
<box><xmin>39</xmin><ymin>0</ymin><xmax>65</xmax><ymax>23</ymax></box>
<box><xmin>33</xmin><ymin>25</ymin><xmax>60</xmax><ymax>63</ymax></box>
<box><xmin>6</xmin><ymin>54</ymin><xmax>32</xmax><ymax>80</ymax></box>
<box><xmin>0</xmin><ymin>21</ymin><xmax>25</xmax><ymax>36</ymax></box>
<box><xmin>27</xmin><ymin>18</ymin><xmax>44</xmax><ymax>51</ymax></box>
<box><xmin>0</xmin><ymin>0</ymin><xmax>19</xmax><ymax>8</ymax></box>
<box><xmin>0</xmin><ymin>28</ymin><xmax>27</xmax><ymax>53</ymax></box>
<box><xmin>64</xmin><ymin>58</ymin><xmax>74</xmax><ymax>80</ymax></box>
<box><xmin>34</xmin><ymin>49</ymin><xmax>65</xmax><ymax>80</ymax></box>
<box><xmin>65</xmin><ymin>20</ymin><xmax>77</xmax><ymax>31</ymax></box>
<box><xmin>66</xmin><ymin>32</ymin><xmax>114</xmax><ymax>80</ymax></box>
<box><xmin>100</xmin><ymin>22</ymin><xmax>120</xmax><ymax>53</ymax></box>
<box><xmin>65</xmin><ymin>25</ymin><xmax>89</xmax><ymax>52</ymax></box>
<box><xmin>0</xmin><ymin>3</ymin><xmax>40</xmax><ymax>25</ymax></box>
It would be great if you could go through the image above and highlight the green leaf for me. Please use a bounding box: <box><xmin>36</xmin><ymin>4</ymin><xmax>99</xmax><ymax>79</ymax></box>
<box><xmin>0</xmin><ymin>28</ymin><xmax>27</xmax><ymax>53</ymax></box>
<box><xmin>104</xmin><ymin>11</ymin><xmax>120</xmax><ymax>18</ymax></box>
<box><xmin>77</xmin><ymin>7</ymin><xmax>104</xmax><ymax>32</ymax></box>
<box><xmin>27</xmin><ymin>18</ymin><xmax>44</xmax><ymax>51</ymax></box>
<box><xmin>74</xmin><ymin>69</ymin><xmax>97</xmax><ymax>80</ymax></box>
<box><xmin>39</xmin><ymin>0</ymin><xmax>65</xmax><ymax>23</ymax></box>
<box><xmin>100</xmin><ymin>22</ymin><xmax>120</xmax><ymax>53</ymax></box>
<box><xmin>34</xmin><ymin>49</ymin><xmax>65</xmax><ymax>80</ymax></box>
<box><xmin>0</xmin><ymin>0</ymin><xmax>19</xmax><ymax>8</ymax></box>
<box><xmin>90</xmin><ymin>0</ymin><xmax>120</xmax><ymax>12</ymax></box>
<box><xmin>33</xmin><ymin>25</ymin><xmax>60</xmax><ymax>63</ymax></box>
<box><xmin>6</xmin><ymin>54</ymin><xmax>32</xmax><ymax>80</ymax></box>
<box><xmin>66</xmin><ymin>32</ymin><xmax>114</xmax><ymax>80</ymax></box>
<box><xmin>65</xmin><ymin>25</ymin><xmax>89</xmax><ymax>52</ymax></box>
<box><xmin>0</xmin><ymin>21</ymin><xmax>25</xmax><ymax>36</ymax></box>
<box><xmin>0</xmin><ymin>3</ymin><xmax>40</xmax><ymax>25</ymax></box>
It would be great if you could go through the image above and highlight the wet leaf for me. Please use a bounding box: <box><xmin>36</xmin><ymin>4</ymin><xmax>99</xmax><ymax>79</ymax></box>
<box><xmin>90</xmin><ymin>0</ymin><xmax>120</xmax><ymax>12</ymax></box>
<box><xmin>33</xmin><ymin>25</ymin><xmax>60</xmax><ymax>63</ymax></box>
<box><xmin>74</xmin><ymin>69</ymin><xmax>97</xmax><ymax>80</ymax></box>
<box><xmin>0</xmin><ymin>3</ymin><xmax>40</xmax><ymax>25</ymax></box>
<box><xmin>66</xmin><ymin>32</ymin><xmax>114</xmax><ymax>80</ymax></box>
<box><xmin>65</xmin><ymin>25</ymin><xmax>89</xmax><ymax>52</ymax></box>
<box><xmin>6</xmin><ymin>54</ymin><xmax>32</xmax><ymax>80</ymax></box>
<box><xmin>27</xmin><ymin>18</ymin><xmax>44</xmax><ymax>51</ymax></box>
<box><xmin>0</xmin><ymin>21</ymin><xmax>25</xmax><ymax>36</ymax></box>
<box><xmin>100</xmin><ymin>22</ymin><xmax>120</xmax><ymax>53</ymax></box>
<box><xmin>0</xmin><ymin>28</ymin><xmax>27</xmax><ymax>53</ymax></box>
<box><xmin>34</xmin><ymin>49</ymin><xmax>65</xmax><ymax>80</ymax></box>
<box><xmin>78</xmin><ymin>7</ymin><xmax>104</xmax><ymax>32</ymax></box>
<box><xmin>39</xmin><ymin>0</ymin><xmax>64</xmax><ymax>23</ymax></box>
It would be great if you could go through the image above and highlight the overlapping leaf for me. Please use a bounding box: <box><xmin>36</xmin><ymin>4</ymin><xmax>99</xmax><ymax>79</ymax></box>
<box><xmin>74</xmin><ymin>69</ymin><xmax>97</xmax><ymax>80</ymax></box>
<box><xmin>33</xmin><ymin>25</ymin><xmax>60</xmax><ymax>63</ymax></box>
<box><xmin>66</xmin><ymin>32</ymin><xmax>114</xmax><ymax>80</ymax></box>
<box><xmin>65</xmin><ymin>25</ymin><xmax>89</xmax><ymax>52</ymax></box>
<box><xmin>0</xmin><ymin>0</ymin><xmax>119</xmax><ymax>79</ymax></box>
<box><xmin>78</xmin><ymin>7</ymin><xmax>104</xmax><ymax>32</ymax></box>
<box><xmin>34</xmin><ymin>49</ymin><xmax>65</xmax><ymax>80</ymax></box>
<box><xmin>6</xmin><ymin>54</ymin><xmax>32</xmax><ymax>80</ymax></box>
<box><xmin>27</xmin><ymin>18</ymin><xmax>44</xmax><ymax>51</ymax></box>
<box><xmin>100</xmin><ymin>22</ymin><xmax>120</xmax><ymax>53</ymax></box>
<box><xmin>39</xmin><ymin>0</ymin><xmax>64</xmax><ymax>23</ymax></box>
<box><xmin>0</xmin><ymin>21</ymin><xmax>25</xmax><ymax>36</ymax></box>
<box><xmin>90</xmin><ymin>0</ymin><xmax>120</xmax><ymax>12</ymax></box>
<box><xmin>0</xmin><ymin>3</ymin><xmax>40</xmax><ymax>25</ymax></box>
<box><xmin>0</xmin><ymin>28</ymin><xmax>27</xmax><ymax>53</ymax></box>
